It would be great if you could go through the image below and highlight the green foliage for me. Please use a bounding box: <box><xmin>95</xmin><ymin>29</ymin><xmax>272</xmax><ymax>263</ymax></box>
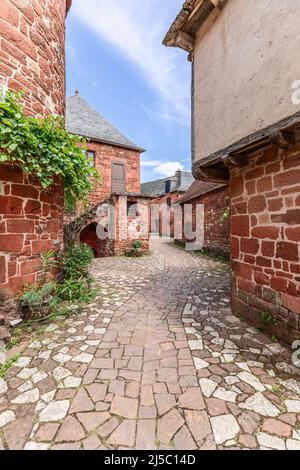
<box><xmin>18</xmin><ymin>282</ymin><xmax>55</xmax><ymax>308</ymax></box>
<box><xmin>0</xmin><ymin>353</ymin><xmax>21</xmax><ymax>378</ymax></box>
<box><xmin>56</xmin><ymin>277</ymin><xmax>96</xmax><ymax>303</ymax></box>
<box><xmin>220</xmin><ymin>206</ymin><xmax>230</xmax><ymax>223</ymax></box>
<box><xmin>0</xmin><ymin>90</ymin><xmax>100</xmax><ymax>208</ymax></box>
<box><xmin>62</xmin><ymin>243</ymin><xmax>94</xmax><ymax>280</ymax></box>
<box><xmin>133</xmin><ymin>240</ymin><xmax>142</xmax><ymax>250</ymax></box>
<box><xmin>261</xmin><ymin>310</ymin><xmax>277</xmax><ymax>327</ymax></box>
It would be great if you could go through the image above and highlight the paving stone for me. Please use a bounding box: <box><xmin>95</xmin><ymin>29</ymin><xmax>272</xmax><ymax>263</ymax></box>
<box><xmin>85</xmin><ymin>384</ymin><xmax>107</xmax><ymax>402</ymax></box>
<box><xmin>0</xmin><ymin>378</ymin><xmax>8</xmax><ymax>395</ymax></box>
<box><xmin>174</xmin><ymin>425</ymin><xmax>197</xmax><ymax>450</ymax></box>
<box><xmin>257</xmin><ymin>432</ymin><xmax>285</xmax><ymax>450</ymax></box>
<box><xmin>3</xmin><ymin>416</ymin><xmax>35</xmax><ymax>450</ymax></box>
<box><xmin>155</xmin><ymin>393</ymin><xmax>176</xmax><ymax>415</ymax></box>
<box><xmin>12</xmin><ymin>388</ymin><xmax>39</xmax><ymax>404</ymax></box>
<box><xmin>0</xmin><ymin>410</ymin><xmax>16</xmax><ymax>427</ymax></box>
<box><xmin>97</xmin><ymin>417</ymin><xmax>119</xmax><ymax>437</ymax></box>
<box><xmin>157</xmin><ymin>409</ymin><xmax>185</xmax><ymax>444</ymax></box>
<box><xmin>210</xmin><ymin>415</ymin><xmax>240</xmax><ymax>444</ymax></box>
<box><xmin>239</xmin><ymin>393</ymin><xmax>280</xmax><ymax>417</ymax></box>
<box><xmin>285</xmin><ymin>400</ymin><xmax>300</xmax><ymax>413</ymax></box>
<box><xmin>39</xmin><ymin>401</ymin><xmax>70</xmax><ymax>422</ymax></box>
<box><xmin>206</xmin><ymin>398</ymin><xmax>227</xmax><ymax>417</ymax></box>
<box><xmin>261</xmin><ymin>418</ymin><xmax>292</xmax><ymax>437</ymax></box>
<box><xmin>34</xmin><ymin>423</ymin><xmax>60</xmax><ymax>442</ymax></box>
<box><xmin>238</xmin><ymin>434</ymin><xmax>257</xmax><ymax>449</ymax></box>
<box><xmin>70</xmin><ymin>388</ymin><xmax>94</xmax><ymax>413</ymax></box>
<box><xmin>185</xmin><ymin>410</ymin><xmax>211</xmax><ymax>443</ymax></box>
<box><xmin>108</xmin><ymin>419</ymin><xmax>136</xmax><ymax>447</ymax></box>
<box><xmin>55</xmin><ymin>416</ymin><xmax>86</xmax><ymax>443</ymax></box>
<box><xmin>199</xmin><ymin>378</ymin><xmax>218</xmax><ymax>398</ymax></box>
<box><xmin>178</xmin><ymin>387</ymin><xmax>205</xmax><ymax>410</ymax></box>
<box><xmin>136</xmin><ymin>419</ymin><xmax>156</xmax><ymax>450</ymax></box>
<box><xmin>110</xmin><ymin>395</ymin><xmax>138</xmax><ymax>419</ymax></box>
<box><xmin>82</xmin><ymin>434</ymin><xmax>102</xmax><ymax>450</ymax></box>
<box><xmin>77</xmin><ymin>412</ymin><xmax>110</xmax><ymax>432</ymax></box>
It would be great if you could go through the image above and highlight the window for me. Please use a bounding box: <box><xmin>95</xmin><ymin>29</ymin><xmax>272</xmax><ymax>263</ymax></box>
<box><xmin>112</xmin><ymin>163</ymin><xmax>125</xmax><ymax>193</ymax></box>
<box><xmin>86</xmin><ymin>150</ymin><xmax>95</xmax><ymax>167</ymax></box>
<box><xmin>165</xmin><ymin>180</ymin><xmax>171</xmax><ymax>194</ymax></box>
<box><xmin>166</xmin><ymin>197</ymin><xmax>172</xmax><ymax>207</ymax></box>
<box><xmin>127</xmin><ymin>201</ymin><xmax>137</xmax><ymax>217</ymax></box>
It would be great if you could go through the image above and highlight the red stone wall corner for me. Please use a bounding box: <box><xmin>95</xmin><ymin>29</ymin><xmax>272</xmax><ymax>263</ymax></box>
<box><xmin>230</xmin><ymin>144</ymin><xmax>300</xmax><ymax>344</ymax></box>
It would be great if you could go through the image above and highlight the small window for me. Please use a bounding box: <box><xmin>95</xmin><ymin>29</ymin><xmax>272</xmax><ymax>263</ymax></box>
<box><xmin>165</xmin><ymin>180</ymin><xmax>171</xmax><ymax>194</ymax></box>
<box><xmin>86</xmin><ymin>150</ymin><xmax>95</xmax><ymax>167</ymax></box>
<box><xmin>127</xmin><ymin>201</ymin><xmax>137</xmax><ymax>216</ymax></box>
<box><xmin>167</xmin><ymin>197</ymin><xmax>172</xmax><ymax>207</ymax></box>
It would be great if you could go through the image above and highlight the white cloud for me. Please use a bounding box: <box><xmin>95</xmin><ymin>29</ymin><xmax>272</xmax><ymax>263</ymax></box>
<box><xmin>71</xmin><ymin>0</ymin><xmax>190</xmax><ymax>125</ymax></box>
<box><xmin>141</xmin><ymin>159</ymin><xmax>184</xmax><ymax>177</ymax></box>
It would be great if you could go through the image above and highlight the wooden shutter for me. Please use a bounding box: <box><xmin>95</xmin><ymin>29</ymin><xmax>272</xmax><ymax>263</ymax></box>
<box><xmin>112</xmin><ymin>163</ymin><xmax>125</xmax><ymax>193</ymax></box>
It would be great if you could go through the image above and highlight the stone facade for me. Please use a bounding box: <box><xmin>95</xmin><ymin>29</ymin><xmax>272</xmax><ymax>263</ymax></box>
<box><xmin>0</xmin><ymin>0</ymin><xmax>70</xmax><ymax>321</ymax></box>
<box><xmin>86</xmin><ymin>141</ymin><xmax>141</xmax><ymax>206</ymax></box>
<box><xmin>0</xmin><ymin>164</ymin><xmax>64</xmax><ymax>319</ymax></box>
<box><xmin>177</xmin><ymin>185</ymin><xmax>230</xmax><ymax>254</ymax></box>
<box><xmin>0</xmin><ymin>0</ymin><xmax>71</xmax><ymax>116</ymax></box>
<box><xmin>66</xmin><ymin>195</ymin><xmax>150</xmax><ymax>258</ymax></box>
<box><xmin>231</xmin><ymin>145</ymin><xmax>300</xmax><ymax>343</ymax></box>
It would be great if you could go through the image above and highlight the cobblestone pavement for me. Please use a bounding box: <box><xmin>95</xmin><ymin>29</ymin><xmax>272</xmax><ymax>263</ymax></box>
<box><xmin>0</xmin><ymin>240</ymin><xmax>300</xmax><ymax>450</ymax></box>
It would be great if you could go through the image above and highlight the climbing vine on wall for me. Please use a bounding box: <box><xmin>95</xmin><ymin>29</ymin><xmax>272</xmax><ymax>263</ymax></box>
<box><xmin>0</xmin><ymin>91</ymin><xmax>100</xmax><ymax>209</ymax></box>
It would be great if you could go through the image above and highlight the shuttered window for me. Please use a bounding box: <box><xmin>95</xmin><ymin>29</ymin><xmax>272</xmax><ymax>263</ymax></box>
<box><xmin>112</xmin><ymin>163</ymin><xmax>125</xmax><ymax>193</ymax></box>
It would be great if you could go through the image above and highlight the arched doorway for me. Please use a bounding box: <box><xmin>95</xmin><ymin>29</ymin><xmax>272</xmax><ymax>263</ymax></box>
<box><xmin>79</xmin><ymin>223</ymin><xmax>108</xmax><ymax>258</ymax></box>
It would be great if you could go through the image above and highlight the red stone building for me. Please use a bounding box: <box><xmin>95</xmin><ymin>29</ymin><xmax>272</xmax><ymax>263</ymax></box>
<box><xmin>65</xmin><ymin>92</ymin><xmax>150</xmax><ymax>257</ymax></box>
<box><xmin>164</xmin><ymin>0</ymin><xmax>300</xmax><ymax>343</ymax></box>
<box><xmin>176</xmin><ymin>181</ymin><xmax>230</xmax><ymax>254</ymax></box>
<box><xmin>141</xmin><ymin>170</ymin><xmax>194</xmax><ymax>238</ymax></box>
<box><xmin>0</xmin><ymin>0</ymin><xmax>71</xmax><ymax>323</ymax></box>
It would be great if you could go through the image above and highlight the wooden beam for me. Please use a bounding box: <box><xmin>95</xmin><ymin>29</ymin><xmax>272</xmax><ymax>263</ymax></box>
<box><xmin>222</xmin><ymin>154</ymin><xmax>248</xmax><ymax>168</ymax></box>
<box><xmin>175</xmin><ymin>31</ymin><xmax>194</xmax><ymax>52</ymax></box>
<box><xmin>269</xmin><ymin>130</ymin><xmax>294</xmax><ymax>149</ymax></box>
<box><xmin>193</xmin><ymin>164</ymin><xmax>229</xmax><ymax>183</ymax></box>
<box><xmin>209</xmin><ymin>0</ymin><xmax>228</xmax><ymax>10</ymax></box>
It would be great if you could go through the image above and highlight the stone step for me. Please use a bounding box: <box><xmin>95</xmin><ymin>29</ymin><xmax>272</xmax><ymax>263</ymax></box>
<box><xmin>0</xmin><ymin>326</ymin><xmax>11</xmax><ymax>343</ymax></box>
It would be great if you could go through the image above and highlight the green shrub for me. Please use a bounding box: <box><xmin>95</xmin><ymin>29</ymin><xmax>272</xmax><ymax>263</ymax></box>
<box><xmin>133</xmin><ymin>240</ymin><xmax>142</xmax><ymax>250</ymax></box>
<box><xmin>62</xmin><ymin>243</ymin><xmax>94</xmax><ymax>280</ymax></box>
<box><xmin>56</xmin><ymin>277</ymin><xmax>96</xmax><ymax>303</ymax></box>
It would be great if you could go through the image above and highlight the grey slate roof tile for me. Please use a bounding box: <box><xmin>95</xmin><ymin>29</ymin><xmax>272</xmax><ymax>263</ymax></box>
<box><xmin>66</xmin><ymin>93</ymin><xmax>143</xmax><ymax>151</ymax></box>
<box><xmin>141</xmin><ymin>171</ymin><xmax>194</xmax><ymax>197</ymax></box>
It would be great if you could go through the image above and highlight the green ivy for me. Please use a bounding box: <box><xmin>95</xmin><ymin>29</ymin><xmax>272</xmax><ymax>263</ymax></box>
<box><xmin>0</xmin><ymin>91</ymin><xmax>100</xmax><ymax>209</ymax></box>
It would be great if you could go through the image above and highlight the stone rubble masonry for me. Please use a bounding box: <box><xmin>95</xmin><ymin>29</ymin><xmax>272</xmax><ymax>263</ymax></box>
<box><xmin>0</xmin><ymin>0</ymin><xmax>70</xmax><ymax>116</ymax></box>
<box><xmin>0</xmin><ymin>164</ymin><xmax>64</xmax><ymax>320</ymax></box>
<box><xmin>0</xmin><ymin>0</ymin><xmax>70</xmax><ymax>321</ymax></box>
<box><xmin>176</xmin><ymin>186</ymin><xmax>230</xmax><ymax>255</ymax></box>
<box><xmin>230</xmin><ymin>144</ymin><xmax>300</xmax><ymax>343</ymax></box>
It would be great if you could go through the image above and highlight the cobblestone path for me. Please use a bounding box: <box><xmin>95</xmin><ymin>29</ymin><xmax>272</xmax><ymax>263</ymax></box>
<box><xmin>0</xmin><ymin>240</ymin><xmax>300</xmax><ymax>450</ymax></box>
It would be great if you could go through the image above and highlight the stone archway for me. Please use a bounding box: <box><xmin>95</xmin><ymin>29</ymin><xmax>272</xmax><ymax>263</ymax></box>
<box><xmin>79</xmin><ymin>222</ymin><xmax>109</xmax><ymax>258</ymax></box>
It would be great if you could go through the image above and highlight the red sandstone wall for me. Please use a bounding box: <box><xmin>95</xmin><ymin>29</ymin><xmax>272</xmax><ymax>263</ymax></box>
<box><xmin>176</xmin><ymin>187</ymin><xmax>230</xmax><ymax>254</ymax></box>
<box><xmin>87</xmin><ymin>142</ymin><xmax>141</xmax><ymax>205</ymax></box>
<box><xmin>151</xmin><ymin>192</ymin><xmax>182</xmax><ymax>238</ymax></box>
<box><xmin>0</xmin><ymin>164</ymin><xmax>64</xmax><ymax>304</ymax></box>
<box><xmin>230</xmin><ymin>145</ymin><xmax>300</xmax><ymax>343</ymax></box>
<box><xmin>0</xmin><ymin>0</ymin><xmax>69</xmax><ymax>116</ymax></box>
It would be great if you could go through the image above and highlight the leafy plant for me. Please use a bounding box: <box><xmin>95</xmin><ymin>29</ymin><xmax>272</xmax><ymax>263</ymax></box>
<box><xmin>61</xmin><ymin>243</ymin><xmax>94</xmax><ymax>280</ymax></box>
<box><xmin>56</xmin><ymin>277</ymin><xmax>96</xmax><ymax>303</ymax></box>
<box><xmin>261</xmin><ymin>310</ymin><xmax>277</xmax><ymax>327</ymax></box>
<box><xmin>220</xmin><ymin>206</ymin><xmax>230</xmax><ymax>223</ymax></box>
<box><xmin>0</xmin><ymin>90</ymin><xmax>100</xmax><ymax>209</ymax></box>
<box><xmin>0</xmin><ymin>353</ymin><xmax>20</xmax><ymax>378</ymax></box>
<box><xmin>133</xmin><ymin>240</ymin><xmax>142</xmax><ymax>250</ymax></box>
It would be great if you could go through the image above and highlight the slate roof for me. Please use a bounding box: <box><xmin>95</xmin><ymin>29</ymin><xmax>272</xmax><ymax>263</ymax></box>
<box><xmin>66</xmin><ymin>92</ymin><xmax>144</xmax><ymax>152</ymax></box>
<box><xmin>141</xmin><ymin>171</ymin><xmax>194</xmax><ymax>197</ymax></box>
<box><xmin>178</xmin><ymin>180</ymin><xmax>227</xmax><ymax>204</ymax></box>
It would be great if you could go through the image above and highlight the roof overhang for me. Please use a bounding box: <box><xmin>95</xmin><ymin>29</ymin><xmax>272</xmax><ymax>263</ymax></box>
<box><xmin>70</xmin><ymin>133</ymin><xmax>145</xmax><ymax>154</ymax></box>
<box><xmin>192</xmin><ymin>112</ymin><xmax>300</xmax><ymax>183</ymax></box>
<box><xmin>163</xmin><ymin>0</ymin><xmax>228</xmax><ymax>53</ymax></box>
<box><xmin>66</xmin><ymin>0</ymin><xmax>72</xmax><ymax>15</ymax></box>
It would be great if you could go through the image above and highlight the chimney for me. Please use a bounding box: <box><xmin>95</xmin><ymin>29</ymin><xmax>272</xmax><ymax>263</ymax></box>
<box><xmin>176</xmin><ymin>169</ymin><xmax>182</xmax><ymax>189</ymax></box>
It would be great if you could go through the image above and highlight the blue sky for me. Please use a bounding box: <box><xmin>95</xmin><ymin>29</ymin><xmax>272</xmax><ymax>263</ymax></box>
<box><xmin>66</xmin><ymin>0</ymin><xmax>191</xmax><ymax>183</ymax></box>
